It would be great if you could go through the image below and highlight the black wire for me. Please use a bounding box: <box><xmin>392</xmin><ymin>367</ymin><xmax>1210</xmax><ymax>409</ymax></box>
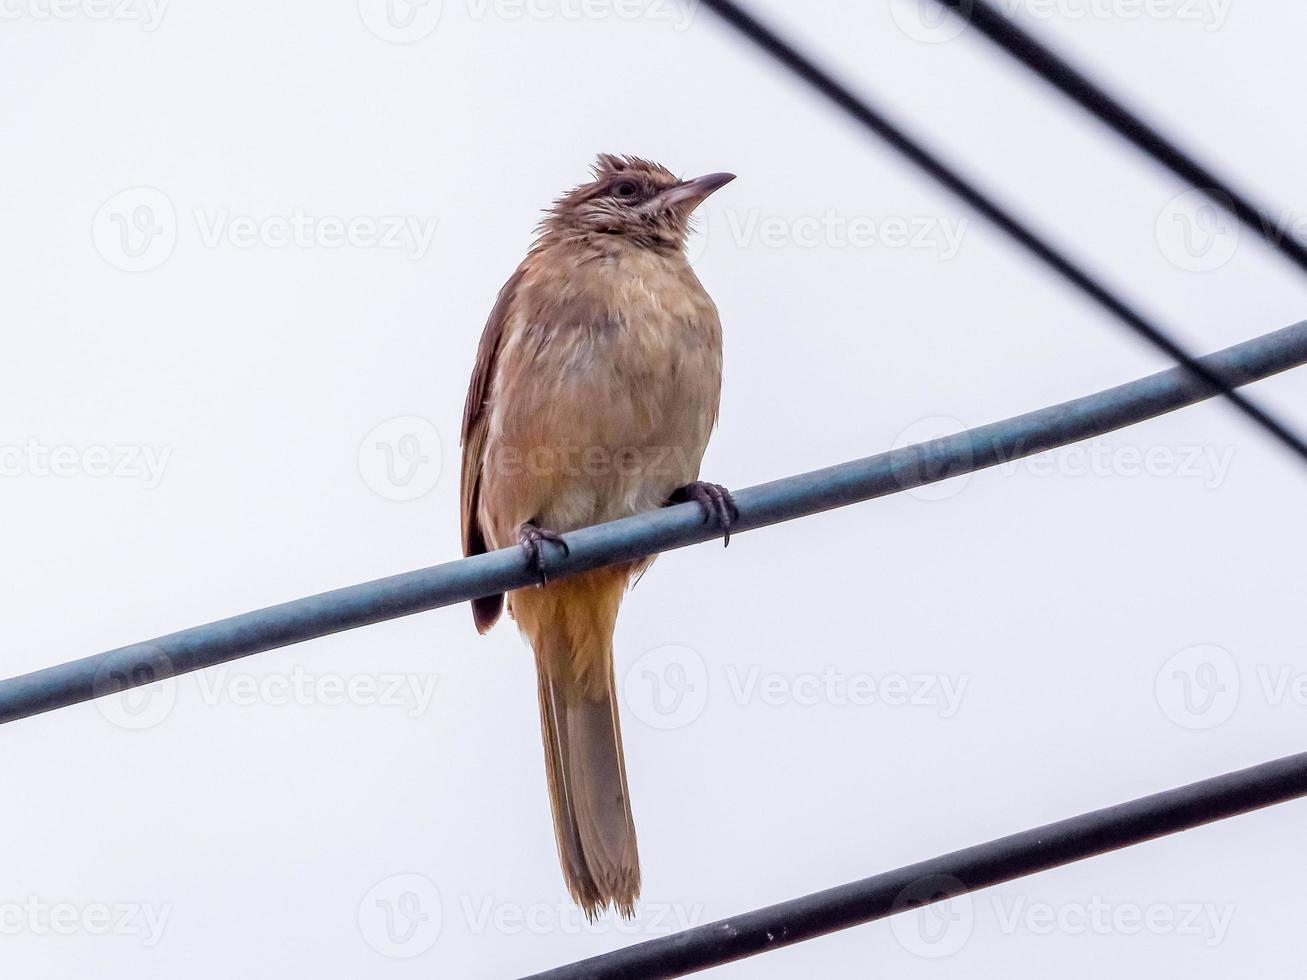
<box><xmin>693</xmin><ymin>0</ymin><xmax>1307</xmax><ymax>466</ymax></box>
<box><xmin>931</xmin><ymin>0</ymin><xmax>1307</xmax><ymax>275</ymax></box>
<box><xmin>522</xmin><ymin>751</ymin><xmax>1307</xmax><ymax>979</ymax></box>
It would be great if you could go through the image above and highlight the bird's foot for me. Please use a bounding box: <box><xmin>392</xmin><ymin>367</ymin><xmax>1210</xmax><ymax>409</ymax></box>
<box><xmin>670</xmin><ymin>481</ymin><xmax>739</xmax><ymax>547</ymax></box>
<box><xmin>518</xmin><ymin>522</ymin><xmax>570</xmax><ymax>586</ymax></box>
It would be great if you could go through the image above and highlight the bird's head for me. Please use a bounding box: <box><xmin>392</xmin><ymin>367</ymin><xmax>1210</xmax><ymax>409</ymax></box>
<box><xmin>539</xmin><ymin>154</ymin><xmax>735</xmax><ymax>253</ymax></box>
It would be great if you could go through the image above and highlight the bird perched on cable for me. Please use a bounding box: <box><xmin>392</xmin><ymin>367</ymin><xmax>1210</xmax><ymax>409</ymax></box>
<box><xmin>460</xmin><ymin>154</ymin><xmax>736</xmax><ymax>919</ymax></box>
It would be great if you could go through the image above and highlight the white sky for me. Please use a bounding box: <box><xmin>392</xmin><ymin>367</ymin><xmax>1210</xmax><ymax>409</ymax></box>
<box><xmin>3</xmin><ymin>1</ymin><xmax>1307</xmax><ymax>977</ymax></box>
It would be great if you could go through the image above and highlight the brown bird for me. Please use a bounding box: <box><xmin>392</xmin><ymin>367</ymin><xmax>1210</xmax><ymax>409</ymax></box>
<box><xmin>459</xmin><ymin>154</ymin><xmax>736</xmax><ymax>918</ymax></box>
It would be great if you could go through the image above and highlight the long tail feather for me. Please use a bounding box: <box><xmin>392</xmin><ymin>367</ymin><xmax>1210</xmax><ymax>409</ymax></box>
<box><xmin>515</xmin><ymin>569</ymin><xmax>640</xmax><ymax>918</ymax></box>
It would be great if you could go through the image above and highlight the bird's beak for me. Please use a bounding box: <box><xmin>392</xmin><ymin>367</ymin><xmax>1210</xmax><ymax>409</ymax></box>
<box><xmin>659</xmin><ymin>172</ymin><xmax>736</xmax><ymax>212</ymax></box>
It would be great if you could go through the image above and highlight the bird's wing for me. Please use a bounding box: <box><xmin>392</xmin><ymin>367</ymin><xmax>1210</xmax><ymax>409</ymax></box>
<box><xmin>460</xmin><ymin>266</ymin><xmax>525</xmax><ymax>632</ymax></box>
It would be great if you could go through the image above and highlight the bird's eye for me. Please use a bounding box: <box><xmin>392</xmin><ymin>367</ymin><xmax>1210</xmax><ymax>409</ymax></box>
<box><xmin>614</xmin><ymin>180</ymin><xmax>639</xmax><ymax>199</ymax></box>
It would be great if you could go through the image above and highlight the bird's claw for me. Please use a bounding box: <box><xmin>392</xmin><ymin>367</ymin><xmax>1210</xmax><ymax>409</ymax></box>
<box><xmin>518</xmin><ymin>522</ymin><xmax>570</xmax><ymax>586</ymax></box>
<box><xmin>673</xmin><ymin>481</ymin><xmax>739</xmax><ymax>547</ymax></box>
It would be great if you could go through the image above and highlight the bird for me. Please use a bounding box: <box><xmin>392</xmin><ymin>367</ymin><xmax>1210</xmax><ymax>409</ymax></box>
<box><xmin>459</xmin><ymin>154</ymin><xmax>736</xmax><ymax>919</ymax></box>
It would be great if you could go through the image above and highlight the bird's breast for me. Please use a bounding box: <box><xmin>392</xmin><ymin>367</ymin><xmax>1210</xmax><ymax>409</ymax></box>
<box><xmin>482</xmin><ymin>249</ymin><xmax>723</xmax><ymax>532</ymax></box>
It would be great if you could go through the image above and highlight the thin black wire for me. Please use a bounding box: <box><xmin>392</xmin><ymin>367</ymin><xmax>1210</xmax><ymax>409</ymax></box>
<box><xmin>524</xmin><ymin>750</ymin><xmax>1307</xmax><ymax>978</ymax></box>
<box><xmin>930</xmin><ymin>0</ymin><xmax>1307</xmax><ymax>274</ymax></box>
<box><xmin>693</xmin><ymin>0</ymin><xmax>1307</xmax><ymax>466</ymax></box>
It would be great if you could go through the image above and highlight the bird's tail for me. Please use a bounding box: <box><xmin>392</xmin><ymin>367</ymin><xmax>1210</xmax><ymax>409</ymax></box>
<box><xmin>512</xmin><ymin>568</ymin><xmax>640</xmax><ymax>919</ymax></box>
